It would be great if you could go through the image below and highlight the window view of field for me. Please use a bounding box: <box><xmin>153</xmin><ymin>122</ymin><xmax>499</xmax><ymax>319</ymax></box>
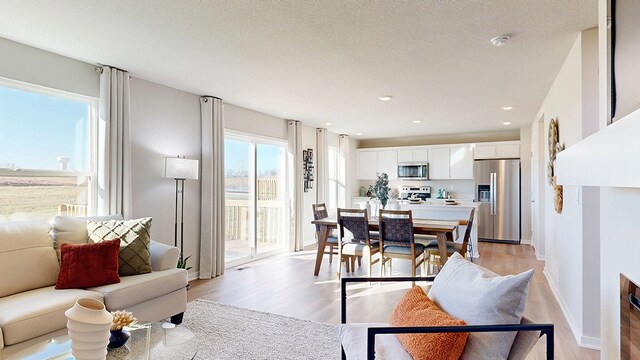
<box><xmin>0</xmin><ymin>176</ymin><xmax>88</xmax><ymax>222</ymax></box>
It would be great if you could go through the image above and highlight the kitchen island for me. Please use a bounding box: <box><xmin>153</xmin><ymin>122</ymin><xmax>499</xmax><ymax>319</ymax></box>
<box><xmin>397</xmin><ymin>200</ymin><xmax>480</xmax><ymax>259</ymax></box>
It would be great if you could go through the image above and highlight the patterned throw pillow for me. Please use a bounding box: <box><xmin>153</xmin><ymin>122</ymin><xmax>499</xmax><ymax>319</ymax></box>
<box><xmin>87</xmin><ymin>217</ymin><xmax>152</xmax><ymax>276</ymax></box>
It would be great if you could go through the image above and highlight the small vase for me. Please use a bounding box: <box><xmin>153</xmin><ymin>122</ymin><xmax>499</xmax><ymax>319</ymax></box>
<box><xmin>108</xmin><ymin>329</ymin><xmax>131</xmax><ymax>349</ymax></box>
<box><xmin>65</xmin><ymin>298</ymin><xmax>113</xmax><ymax>360</ymax></box>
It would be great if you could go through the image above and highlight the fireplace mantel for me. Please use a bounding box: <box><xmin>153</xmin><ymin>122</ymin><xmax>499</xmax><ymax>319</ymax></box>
<box><xmin>556</xmin><ymin>107</ymin><xmax>640</xmax><ymax>188</ymax></box>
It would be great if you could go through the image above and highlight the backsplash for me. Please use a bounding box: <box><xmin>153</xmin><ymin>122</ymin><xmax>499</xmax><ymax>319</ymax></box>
<box><xmin>355</xmin><ymin>179</ymin><xmax>475</xmax><ymax>200</ymax></box>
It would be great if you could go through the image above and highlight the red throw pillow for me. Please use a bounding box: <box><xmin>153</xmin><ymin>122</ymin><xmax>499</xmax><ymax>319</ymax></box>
<box><xmin>389</xmin><ymin>286</ymin><xmax>468</xmax><ymax>360</ymax></box>
<box><xmin>56</xmin><ymin>238</ymin><xmax>121</xmax><ymax>289</ymax></box>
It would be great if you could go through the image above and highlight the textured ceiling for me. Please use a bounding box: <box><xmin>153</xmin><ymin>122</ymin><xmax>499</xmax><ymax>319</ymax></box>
<box><xmin>0</xmin><ymin>1</ymin><xmax>597</xmax><ymax>139</ymax></box>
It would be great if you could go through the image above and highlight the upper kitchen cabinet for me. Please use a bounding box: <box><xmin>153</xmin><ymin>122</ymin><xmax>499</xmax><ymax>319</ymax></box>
<box><xmin>357</xmin><ymin>150</ymin><xmax>378</xmax><ymax>180</ymax></box>
<box><xmin>398</xmin><ymin>148</ymin><xmax>428</xmax><ymax>163</ymax></box>
<box><xmin>377</xmin><ymin>149</ymin><xmax>398</xmax><ymax>180</ymax></box>
<box><xmin>449</xmin><ymin>145</ymin><xmax>474</xmax><ymax>179</ymax></box>
<box><xmin>428</xmin><ymin>147</ymin><xmax>450</xmax><ymax>179</ymax></box>
<box><xmin>474</xmin><ymin>141</ymin><xmax>520</xmax><ymax>159</ymax></box>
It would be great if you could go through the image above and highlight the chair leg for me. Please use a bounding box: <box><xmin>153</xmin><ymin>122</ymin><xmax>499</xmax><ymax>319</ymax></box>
<box><xmin>329</xmin><ymin>245</ymin><xmax>333</xmax><ymax>264</ymax></box>
<box><xmin>357</xmin><ymin>256</ymin><xmax>362</xmax><ymax>267</ymax></box>
<box><xmin>350</xmin><ymin>256</ymin><xmax>355</xmax><ymax>272</ymax></box>
<box><xmin>388</xmin><ymin>259</ymin><xmax>393</xmax><ymax>276</ymax></box>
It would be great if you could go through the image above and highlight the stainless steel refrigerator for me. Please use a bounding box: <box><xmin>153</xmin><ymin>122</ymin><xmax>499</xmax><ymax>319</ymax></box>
<box><xmin>474</xmin><ymin>159</ymin><xmax>521</xmax><ymax>243</ymax></box>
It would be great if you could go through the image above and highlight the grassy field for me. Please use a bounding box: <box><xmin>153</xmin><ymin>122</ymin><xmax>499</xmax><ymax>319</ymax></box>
<box><xmin>0</xmin><ymin>177</ymin><xmax>87</xmax><ymax>221</ymax></box>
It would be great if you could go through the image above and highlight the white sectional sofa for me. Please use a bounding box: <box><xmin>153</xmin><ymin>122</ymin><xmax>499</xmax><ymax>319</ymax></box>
<box><xmin>0</xmin><ymin>215</ymin><xmax>188</xmax><ymax>353</ymax></box>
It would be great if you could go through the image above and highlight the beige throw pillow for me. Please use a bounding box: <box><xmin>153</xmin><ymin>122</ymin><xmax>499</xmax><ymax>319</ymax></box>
<box><xmin>87</xmin><ymin>217</ymin><xmax>152</xmax><ymax>276</ymax></box>
<box><xmin>428</xmin><ymin>252</ymin><xmax>534</xmax><ymax>360</ymax></box>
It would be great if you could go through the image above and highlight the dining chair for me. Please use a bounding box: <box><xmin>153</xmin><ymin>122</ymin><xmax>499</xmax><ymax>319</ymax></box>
<box><xmin>312</xmin><ymin>203</ymin><xmax>341</xmax><ymax>265</ymax></box>
<box><xmin>337</xmin><ymin>208</ymin><xmax>381</xmax><ymax>278</ymax></box>
<box><xmin>424</xmin><ymin>207</ymin><xmax>475</xmax><ymax>273</ymax></box>
<box><xmin>378</xmin><ymin>209</ymin><xmax>426</xmax><ymax>278</ymax></box>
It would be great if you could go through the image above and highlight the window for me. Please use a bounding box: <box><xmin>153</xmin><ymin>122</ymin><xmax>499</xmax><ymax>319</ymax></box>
<box><xmin>0</xmin><ymin>78</ymin><xmax>97</xmax><ymax>222</ymax></box>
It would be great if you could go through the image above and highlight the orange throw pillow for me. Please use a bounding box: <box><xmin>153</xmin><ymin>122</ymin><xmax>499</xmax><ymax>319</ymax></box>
<box><xmin>389</xmin><ymin>286</ymin><xmax>468</xmax><ymax>360</ymax></box>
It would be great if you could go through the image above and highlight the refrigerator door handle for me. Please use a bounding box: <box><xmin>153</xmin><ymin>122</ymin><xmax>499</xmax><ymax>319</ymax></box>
<box><xmin>491</xmin><ymin>172</ymin><xmax>496</xmax><ymax>216</ymax></box>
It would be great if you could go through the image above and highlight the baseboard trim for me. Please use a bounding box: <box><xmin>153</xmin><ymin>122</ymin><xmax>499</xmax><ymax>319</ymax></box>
<box><xmin>579</xmin><ymin>335</ymin><xmax>601</xmax><ymax>350</ymax></box>
<box><xmin>543</xmin><ymin>269</ymin><xmax>601</xmax><ymax>350</ymax></box>
<box><xmin>535</xmin><ymin>253</ymin><xmax>545</xmax><ymax>261</ymax></box>
<box><xmin>188</xmin><ymin>271</ymin><xmax>200</xmax><ymax>281</ymax></box>
<box><xmin>303</xmin><ymin>243</ymin><xmax>318</xmax><ymax>251</ymax></box>
<box><xmin>520</xmin><ymin>238</ymin><xmax>531</xmax><ymax>245</ymax></box>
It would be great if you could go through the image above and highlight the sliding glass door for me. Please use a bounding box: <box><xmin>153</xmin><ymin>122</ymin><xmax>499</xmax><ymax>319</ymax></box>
<box><xmin>224</xmin><ymin>134</ymin><xmax>287</xmax><ymax>265</ymax></box>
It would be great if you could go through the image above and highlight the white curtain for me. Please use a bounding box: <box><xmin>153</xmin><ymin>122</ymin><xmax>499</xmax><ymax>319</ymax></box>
<box><xmin>199</xmin><ymin>96</ymin><xmax>225</xmax><ymax>279</ymax></box>
<box><xmin>315</xmin><ymin>128</ymin><xmax>329</xmax><ymax>205</ymax></box>
<box><xmin>338</xmin><ymin>134</ymin><xmax>350</xmax><ymax>208</ymax></box>
<box><xmin>97</xmin><ymin>66</ymin><xmax>132</xmax><ymax>218</ymax></box>
<box><xmin>288</xmin><ymin>120</ymin><xmax>303</xmax><ymax>251</ymax></box>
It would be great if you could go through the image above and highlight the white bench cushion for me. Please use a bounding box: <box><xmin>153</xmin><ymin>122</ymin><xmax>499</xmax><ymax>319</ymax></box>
<box><xmin>339</xmin><ymin>323</ymin><xmax>412</xmax><ymax>360</ymax></box>
<box><xmin>89</xmin><ymin>268</ymin><xmax>187</xmax><ymax>311</ymax></box>
<box><xmin>0</xmin><ymin>286</ymin><xmax>102</xmax><ymax>346</ymax></box>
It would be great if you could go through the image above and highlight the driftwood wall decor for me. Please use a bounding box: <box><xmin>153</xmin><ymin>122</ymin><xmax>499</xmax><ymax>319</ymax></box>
<box><xmin>547</xmin><ymin>118</ymin><xmax>565</xmax><ymax>214</ymax></box>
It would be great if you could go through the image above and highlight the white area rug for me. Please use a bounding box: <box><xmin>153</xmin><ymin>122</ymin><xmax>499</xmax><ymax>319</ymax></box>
<box><xmin>182</xmin><ymin>299</ymin><xmax>340</xmax><ymax>359</ymax></box>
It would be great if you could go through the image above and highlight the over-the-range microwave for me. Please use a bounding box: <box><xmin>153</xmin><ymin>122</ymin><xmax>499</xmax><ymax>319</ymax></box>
<box><xmin>397</xmin><ymin>162</ymin><xmax>429</xmax><ymax>180</ymax></box>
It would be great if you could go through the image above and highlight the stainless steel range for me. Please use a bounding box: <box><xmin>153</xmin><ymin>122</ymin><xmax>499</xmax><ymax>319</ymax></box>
<box><xmin>399</xmin><ymin>186</ymin><xmax>431</xmax><ymax>200</ymax></box>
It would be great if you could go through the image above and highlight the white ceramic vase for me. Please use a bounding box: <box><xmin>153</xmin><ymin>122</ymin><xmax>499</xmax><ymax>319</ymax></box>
<box><xmin>65</xmin><ymin>298</ymin><xmax>113</xmax><ymax>360</ymax></box>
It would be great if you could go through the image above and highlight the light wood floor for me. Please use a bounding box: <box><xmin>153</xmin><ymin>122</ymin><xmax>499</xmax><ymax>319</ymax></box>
<box><xmin>189</xmin><ymin>242</ymin><xmax>599</xmax><ymax>360</ymax></box>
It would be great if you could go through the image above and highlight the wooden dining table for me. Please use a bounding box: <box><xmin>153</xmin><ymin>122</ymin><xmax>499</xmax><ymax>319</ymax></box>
<box><xmin>311</xmin><ymin>217</ymin><xmax>463</xmax><ymax>276</ymax></box>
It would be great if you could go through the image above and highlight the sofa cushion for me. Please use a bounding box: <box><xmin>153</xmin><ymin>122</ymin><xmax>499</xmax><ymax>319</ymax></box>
<box><xmin>51</xmin><ymin>215</ymin><xmax>124</xmax><ymax>261</ymax></box>
<box><xmin>56</xmin><ymin>239</ymin><xmax>121</xmax><ymax>289</ymax></box>
<box><xmin>0</xmin><ymin>286</ymin><xmax>102</xmax><ymax>346</ymax></box>
<box><xmin>389</xmin><ymin>286</ymin><xmax>467</xmax><ymax>360</ymax></box>
<box><xmin>89</xmin><ymin>268</ymin><xmax>187</xmax><ymax>311</ymax></box>
<box><xmin>0</xmin><ymin>220</ymin><xmax>59</xmax><ymax>297</ymax></box>
<box><xmin>87</xmin><ymin>217</ymin><xmax>152</xmax><ymax>276</ymax></box>
<box><xmin>428</xmin><ymin>252</ymin><xmax>534</xmax><ymax>360</ymax></box>
<box><xmin>339</xmin><ymin>323</ymin><xmax>412</xmax><ymax>360</ymax></box>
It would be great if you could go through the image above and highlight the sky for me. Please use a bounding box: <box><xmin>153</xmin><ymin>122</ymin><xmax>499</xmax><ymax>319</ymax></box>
<box><xmin>224</xmin><ymin>138</ymin><xmax>284</xmax><ymax>177</ymax></box>
<box><xmin>0</xmin><ymin>85</ymin><xmax>90</xmax><ymax>171</ymax></box>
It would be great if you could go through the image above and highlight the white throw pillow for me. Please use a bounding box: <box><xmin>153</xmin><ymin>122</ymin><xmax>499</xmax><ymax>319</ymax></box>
<box><xmin>428</xmin><ymin>252</ymin><xmax>533</xmax><ymax>360</ymax></box>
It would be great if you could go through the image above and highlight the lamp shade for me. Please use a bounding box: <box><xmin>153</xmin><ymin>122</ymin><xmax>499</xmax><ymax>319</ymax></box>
<box><xmin>164</xmin><ymin>157</ymin><xmax>199</xmax><ymax>180</ymax></box>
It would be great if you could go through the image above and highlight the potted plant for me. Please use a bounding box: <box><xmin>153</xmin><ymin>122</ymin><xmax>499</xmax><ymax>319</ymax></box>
<box><xmin>368</xmin><ymin>172</ymin><xmax>390</xmax><ymax>209</ymax></box>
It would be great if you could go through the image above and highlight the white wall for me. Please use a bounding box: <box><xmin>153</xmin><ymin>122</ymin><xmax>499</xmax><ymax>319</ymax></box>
<box><xmin>129</xmin><ymin>78</ymin><xmax>202</xmax><ymax>276</ymax></box>
<box><xmin>0</xmin><ymin>37</ymin><xmax>99</xmax><ymax>98</ymax></box>
<box><xmin>225</xmin><ymin>103</ymin><xmax>287</xmax><ymax>140</ymax></box>
<box><xmin>530</xmin><ymin>28</ymin><xmax>600</xmax><ymax>348</ymax></box>
<box><xmin>520</xmin><ymin>127</ymin><xmax>532</xmax><ymax>243</ymax></box>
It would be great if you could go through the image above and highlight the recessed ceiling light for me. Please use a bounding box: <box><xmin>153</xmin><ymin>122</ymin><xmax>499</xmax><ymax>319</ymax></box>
<box><xmin>378</xmin><ymin>95</ymin><xmax>393</xmax><ymax>101</ymax></box>
<box><xmin>502</xmin><ymin>121</ymin><xmax>512</xmax><ymax>126</ymax></box>
<box><xmin>356</xmin><ymin>132</ymin><xmax>363</xmax><ymax>136</ymax></box>
<box><xmin>502</xmin><ymin>106</ymin><xmax>513</xmax><ymax>111</ymax></box>
<box><xmin>325</xmin><ymin>122</ymin><xmax>333</xmax><ymax>126</ymax></box>
<box><xmin>413</xmin><ymin>120</ymin><xmax>422</xmax><ymax>124</ymax></box>
<box><xmin>491</xmin><ymin>35</ymin><xmax>511</xmax><ymax>47</ymax></box>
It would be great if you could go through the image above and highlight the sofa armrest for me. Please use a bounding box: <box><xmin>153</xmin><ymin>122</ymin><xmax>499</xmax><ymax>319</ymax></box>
<box><xmin>150</xmin><ymin>240</ymin><xmax>180</xmax><ymax>271</ymax></box>
<box><xmin>0</xmin><ymin>326</ymin><xmax>4</xmax><ymax>349</ymax></box>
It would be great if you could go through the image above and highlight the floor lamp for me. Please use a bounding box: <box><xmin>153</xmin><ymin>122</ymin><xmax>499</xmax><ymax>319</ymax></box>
<box><xmin>164</xmin><ymin>156</ymin><xmax>199</xmax><ymax>270</ymax></box>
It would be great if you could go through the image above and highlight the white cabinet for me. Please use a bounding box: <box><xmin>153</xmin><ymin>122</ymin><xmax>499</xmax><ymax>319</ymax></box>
<box><xmin>377</xmin><ymin>150</ymin><xmax>398</xmax><ymax>179</ymax></box>
<box><xmin>474</xmin><ymin>145</ymin><xmax>496</xmax><ymax>159</ymax></box>
<box><xmin>357</xmin><ymin>150</ymin><xmax>378</xmax><ymax>180</ymax></box>
<box><xmin>428</xmin><ymin>147</ymin><xmax>450</xmax><ymax>179</ymax></box>
<box><xmin>397</xmin><ymin>148</ymin><xmax>428</xmax><ymax>163</ymax></box>
<box><xmin>496</xmin><ymin>143</ymin><xmax>520</xmax><ymax>158</ymax></box>
<box><xmin>449</xmin><ymin>145</ymin><xmax>474</xmax><ymax>179</ymax></box>
<box><xmin>474</xmin><ymin>141</ymin><xmax>520</xmax><ymax>159</ymax></box>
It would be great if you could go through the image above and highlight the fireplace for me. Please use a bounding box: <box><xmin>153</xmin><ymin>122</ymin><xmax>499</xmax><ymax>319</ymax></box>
<box><xmin>621</xmin><ymin>274</ymin><xmax>640</xmax><ymax>359</ymax></box>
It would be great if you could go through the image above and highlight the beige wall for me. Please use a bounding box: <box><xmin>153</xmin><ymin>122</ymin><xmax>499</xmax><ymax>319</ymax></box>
<box><xmin>225</xmin><ymin>103</ymin><xmax>288</xmax><ymax>140</ymax></box>
<box><xmin>358</xmin><ymin>130</ymin><xmax>519</xmax><ymax>148</ymax></box>
<box><xmin>129</xmin><ymin>78</ymin><xmax>202</xmax><ymax>278</ymax></box>
<box><xmin>0</xmin><ymin>37</ymin><xmax>99</xmax><ymax>98</ymax></box>
<box><xmin>529</xmin><ymin>28</ymin><xmax>600</xmax><ymax>348</ymax></box>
